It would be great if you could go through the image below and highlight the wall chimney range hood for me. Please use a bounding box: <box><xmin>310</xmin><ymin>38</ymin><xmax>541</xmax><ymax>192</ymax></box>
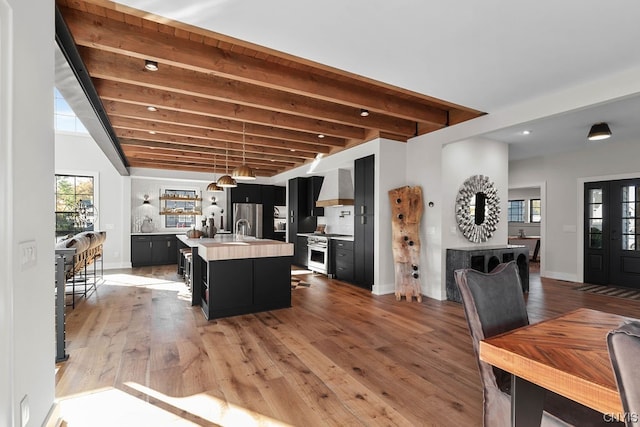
<box><xmin>315</xmin><ymin>169</ymin><xmax>354</xmax><ymax>207</ymax></box>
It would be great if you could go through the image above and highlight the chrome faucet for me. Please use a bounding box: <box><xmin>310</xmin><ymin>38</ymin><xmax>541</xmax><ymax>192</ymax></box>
<box><xmin>235</xmin><ymin>218</ymin><xmax>251</xmax><ymax>240</ymax></box>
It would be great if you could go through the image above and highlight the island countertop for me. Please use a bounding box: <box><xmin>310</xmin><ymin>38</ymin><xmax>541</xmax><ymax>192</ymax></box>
<box><xmin>195</xmin><ymin>235</ymin><xmax>294</xmax><ymax>261</ymax></box>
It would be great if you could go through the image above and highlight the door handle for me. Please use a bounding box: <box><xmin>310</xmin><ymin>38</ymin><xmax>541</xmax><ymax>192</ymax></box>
<box><xmin>360</xmin><ymin>205</ymin><xmax>365</xmax><ymax>215</ymax></box>
<box><xmin>361</xmin><ymin>216</ymin><xmax>366</xmax><ymax>225</ymax></box>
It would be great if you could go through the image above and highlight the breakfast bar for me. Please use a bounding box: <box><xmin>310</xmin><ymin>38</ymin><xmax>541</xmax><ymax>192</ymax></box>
<box><xmin>184</xmin><ymin>235</ymin><xmax>294</xmax><ymax>320</ymax></box>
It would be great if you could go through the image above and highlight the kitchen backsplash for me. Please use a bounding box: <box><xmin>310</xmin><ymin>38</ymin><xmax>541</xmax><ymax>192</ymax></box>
<box><xmin>319</xmin><ymin>206</ymin><xmax>354</xmax><ymax>235</ymax></box>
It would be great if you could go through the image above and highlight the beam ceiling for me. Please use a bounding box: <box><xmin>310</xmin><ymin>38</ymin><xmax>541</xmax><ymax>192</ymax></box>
<box><xmin>57</xmin><ymin>0</ymin><xmax>484</xmax><ymax>177</ymax></box>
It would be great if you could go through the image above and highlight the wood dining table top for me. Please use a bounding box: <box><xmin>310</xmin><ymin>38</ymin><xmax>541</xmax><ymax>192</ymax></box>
<box><xmin>479</xmin><ymin>308</ymin><xmax>633</xmax><ymax>415</ymax></box>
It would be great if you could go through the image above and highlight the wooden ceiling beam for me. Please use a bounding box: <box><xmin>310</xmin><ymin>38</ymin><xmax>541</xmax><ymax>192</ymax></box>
<box><xmin>122</xmin><ymin>150</ymin><xmax>288</xmax><ymax>173</ymax></box>
<box><xmin>81</xmin><ymin>47</ymin><xmax>419</xmax><ymax>137</ymax></box>
<box><xmin>95</xmin><ymin>79</ymin><xmax>363</xmax><ymax>140</ymax></box>
<box><xmin>128</xmin><ymin>160</ymin><xmax>276</xmax><ymax>177</ymax></box>
<box><xmin>125</xmin><ymin>153</ymin><xmax>282</xmax><ymax>175</ymax></box>
<box><xmin>119</xmin><ymin>138</ymin><xmax>305</xmax><ymax>165</ymax></box>
<box><xmin>110</xmin><ymin>116</ymin><xmax>332</xmax><ymax>155</ymax></box>
<box><xmin>116</xmin><ymin>130</ymin><xmax>315</xmax><ymax>160</ymax></box>
<box><xmin>103</xmin><ymin>100</ymin><xmax>345</xmax><ymax>147</ymax></box>
<box><xmin>60</xmin><ymin>6</ymin><xmax>462</xmax><ymax>124</ymax></box>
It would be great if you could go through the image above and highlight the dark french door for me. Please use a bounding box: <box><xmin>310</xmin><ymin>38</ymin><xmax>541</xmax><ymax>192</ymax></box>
<box><xmin>584</xmin><ymin>179</ymin><xmax>640</xmax><ymax>287</ymax></box>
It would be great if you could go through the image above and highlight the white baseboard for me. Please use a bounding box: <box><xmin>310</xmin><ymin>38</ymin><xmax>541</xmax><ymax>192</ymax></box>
<box><xmin>542</xmin><ymin>270</ymin><xmax>578</xmax><ymax>283</ymax></box>
<box><xmin>372</xmin><ymin>282</ymin><xmax>395</xmax><ymax>295</ymax></box>
<box><xmin>103</xmin><ymin>261</ymin><xmax>132</xmax><ymax>270</ymax></box>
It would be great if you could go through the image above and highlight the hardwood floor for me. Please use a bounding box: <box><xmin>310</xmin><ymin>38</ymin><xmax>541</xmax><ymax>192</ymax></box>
<box><xmin>54</xmin><ymin>265</ymin><xmax>640</xmax><ymax>426</ymax></box>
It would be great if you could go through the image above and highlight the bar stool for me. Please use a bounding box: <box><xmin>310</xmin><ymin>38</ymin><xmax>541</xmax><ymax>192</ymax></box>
<box><xmin>183</xmin><ymin>252</ymin><xmax>192</xmax><ymax>290</ymax></box>
<box><xmin>179</xmin><ymin>248</ymin><xmax>191</xmax><ymax>276</ymax></box>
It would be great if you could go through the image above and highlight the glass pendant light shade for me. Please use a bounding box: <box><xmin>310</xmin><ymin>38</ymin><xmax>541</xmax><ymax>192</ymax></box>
<box><xmin>232</xmin><ymin>122</ymin><xmax>256</xmax><ymax>180</ymax></box>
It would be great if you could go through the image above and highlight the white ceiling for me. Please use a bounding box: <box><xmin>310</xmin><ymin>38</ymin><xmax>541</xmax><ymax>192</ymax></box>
<box><xmin>112</xmin><ymin>0</ymin><xmax>640</xmax><ymax>160</ymax></box>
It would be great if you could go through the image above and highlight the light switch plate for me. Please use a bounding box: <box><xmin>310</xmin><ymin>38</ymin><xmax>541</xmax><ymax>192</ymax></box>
<box><xmin>19</xmin><ymin>240</ymin><xmax>37</xmax><ymax>271</ymax></box>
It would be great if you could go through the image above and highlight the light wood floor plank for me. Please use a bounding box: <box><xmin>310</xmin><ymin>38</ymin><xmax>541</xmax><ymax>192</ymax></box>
<box><xmin>54</xmin><ymin>265</ymin><xmax>640</xmax><ymax>426</ymax></box>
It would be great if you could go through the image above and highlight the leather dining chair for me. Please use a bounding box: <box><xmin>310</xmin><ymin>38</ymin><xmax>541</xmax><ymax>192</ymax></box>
<box><xmin>455</xmin><ymin>261</ymin><xmax>621</xmax><ymax>427</ymax></box>
<box><xmin>607</xmin><ymin>321</ymin><xmax>640</xmax><ymax>427</ymax></box>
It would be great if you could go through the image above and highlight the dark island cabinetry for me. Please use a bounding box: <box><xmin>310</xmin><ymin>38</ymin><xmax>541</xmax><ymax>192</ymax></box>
<box><xmin>200</xmin><ymin>256</ymin><xmax>292</xmax><ymax>320</ymax></box>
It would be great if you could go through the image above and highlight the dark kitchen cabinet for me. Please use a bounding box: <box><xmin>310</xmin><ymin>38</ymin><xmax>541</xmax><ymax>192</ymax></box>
<box><xmin>261</xmin><ymin>185</ymin><xmax>275</xmax><ymax>240</ymax></box>
<box><xmin>288</xmin><ymin>177</ymin><xmax>317</xmax><ymax>240</ymax></box>
<box><xmin>131</xmin><ymin>234</ymin><xmax>177</xmax><ymax>267</ymax></box>
<box><xmin>354</xmin><ymin>154</ymin><xmax>374</xmax><ymax>289</ymax></box>
<box><xmin>294</xmin><ymin>235</ymin><xmax>309</xmax><ymax>267</ymax></box>
<box><xmin>308</xmin><ymin>176</ymin><xmax>324</xmax><ymax>217</ymax></box>
<box><xmin>332</xmin><ymin>239</ymin><xmax>354</xmax><ymax>282</ymax></box>
<box><xmin>230</xmin><ymin>183</ymin><xmax>262</xmax><ymax>204</ymax></box>
<box><xmin>274</xmin><ymin>185</ymin><xmax>286</xmax><ymax>206</ymax></box>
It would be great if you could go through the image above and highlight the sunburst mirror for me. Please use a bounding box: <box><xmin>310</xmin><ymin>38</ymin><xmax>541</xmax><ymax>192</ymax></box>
<box><xmin>455</xmin><ymin>175</ymin><xmax>501</xmax><ymax>243</ymax></box>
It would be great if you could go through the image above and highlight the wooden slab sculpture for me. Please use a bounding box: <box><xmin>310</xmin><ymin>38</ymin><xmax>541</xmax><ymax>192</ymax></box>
<box><xmin>389</xmin><ymin>186</ymin><xmax>424</xmax><ymax>302</ymax></box>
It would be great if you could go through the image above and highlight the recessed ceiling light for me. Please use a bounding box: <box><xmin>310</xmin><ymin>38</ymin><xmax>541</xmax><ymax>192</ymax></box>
<box><xmin>521</xmin><ymin>130</ymin><xmax>531</xmax><ymax>135</ymax></box>
<box><xmin>144</xmin><ymin>60</ymin><xmax>158</xmax><ymax>71</ymax></box>
<box><xmin>318</xmin><ymin>134</ymin><xmax>325</xmax><ymax>138</ymax></box>
<box><xmin>360</xmin><ymin>108</ymin><xmax>369</xmax><ymax>117</ymax></box>
<box><xmin>148</xmin><ymin>130</ymin><xmax>156</xmax><ymax>134</ymax></box>
<box><xmin>290</xmin><ymin>149</ymin><xmax>296</xmax><ymax>152</ymax></box>
<box><xmin>147</xmin><ymin>106</ymin><xmax>158</xmax><ymax>112</ymax></box>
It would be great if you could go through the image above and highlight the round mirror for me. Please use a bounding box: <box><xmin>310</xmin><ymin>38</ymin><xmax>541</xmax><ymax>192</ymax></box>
<box><xmin>455</xmin><ymin>175</ymin><xmax>501</xmax><ymax>242</ymax></box>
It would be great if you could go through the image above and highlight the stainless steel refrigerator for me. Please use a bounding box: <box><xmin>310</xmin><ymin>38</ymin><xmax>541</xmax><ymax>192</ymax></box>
<box><xmin>232</xmin><ymin>203</ymin><xmax>263</xmax><ymax>238</ymax></box>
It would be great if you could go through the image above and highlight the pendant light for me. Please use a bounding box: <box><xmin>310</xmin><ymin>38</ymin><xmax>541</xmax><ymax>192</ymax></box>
<box><xmin>217</xmin><ymin>143</ymin><xmax>237</xmax><ymax>188</ymax></box>
<box><xmin>587</xmin><ymin>122</ymin><xmax>612</xmax><ymax>141</ymax></box>
<box><xmin>231</xmin><ymin>122</ymin><xmax>256</xmax><ymax>180</ymax></box>
<box><xmin>206</xmin><ymin>153</ymin><xmax>224</xmax><ymax>192</ymax></box>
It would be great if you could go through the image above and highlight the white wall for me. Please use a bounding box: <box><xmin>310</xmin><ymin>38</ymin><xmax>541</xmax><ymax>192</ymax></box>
<box><xmin>510</xmin><ymin>135</ymin><xmax>640</xmax><ymax>282</ymax></box>
<box><xmin>55</xmin><ymin>132</ymin><xmax>130</xmax><ymax>269</ymax></box>
<box><xmin>406</xmin><ymin>131</ymin><xmax>443</xmax><ymax>299</ymax></box>
<box><xmin>1</xmin><ymin>0</ymin><xmax>55</xmax><ymax>425</ymax></box>
<box><xmin>130</xmin><ymin>177</ymin><xmax>228</xmax><ymax>233</ymax></box>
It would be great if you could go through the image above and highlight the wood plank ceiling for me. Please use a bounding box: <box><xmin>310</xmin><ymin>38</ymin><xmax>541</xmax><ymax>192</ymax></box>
<box><xmin>57</xmin><ymin>0</ymin><xmax>484</xmax><ymax>177</ymax></box>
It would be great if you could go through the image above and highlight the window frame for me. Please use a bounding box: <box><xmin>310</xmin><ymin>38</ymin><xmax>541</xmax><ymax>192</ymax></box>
<box><xmin>55</xmin><ymin>171</ymin><xmax>99</xmax><ymax>237</ymax></box>
<box><xmin>530</xmin><ymin>198</ymin><xmax>541</xmax><ymax>223</ymax></box>
<box><xmin>508</xmin><ymin>199</ymin><xmax>526</xmax><ymax>223</ymax></box>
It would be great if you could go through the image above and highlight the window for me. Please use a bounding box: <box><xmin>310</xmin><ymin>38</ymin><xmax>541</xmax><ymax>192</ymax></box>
<box><xmin>55</xmin><ymin>174</ymin><xmax>95</xmax><ymax>237</ymax></box>
<box><xmin>530</xmin><ymin>199</ymin><xmax>541</xmax><ymax>223</ymax></box>
<box><xmin>508</xmin><ymin>200</ymin><xmax>525</xmax><ymax>222</ymax></box>
<box><xmin>164</xmin><ymin>189</ymin><xmax>197</xmax><ymax>228</ymax></box>
<box><xmin>54</xmin><ymin>88</ymin><xmax>88</xmax><ymax>134</ymax></box>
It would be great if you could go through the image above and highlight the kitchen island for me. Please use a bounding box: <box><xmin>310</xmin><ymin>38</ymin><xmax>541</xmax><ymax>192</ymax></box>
<box><xmin>187</xmin><ymin>234</ymin><xmax>294</xmax><ymax>320</ymax></box>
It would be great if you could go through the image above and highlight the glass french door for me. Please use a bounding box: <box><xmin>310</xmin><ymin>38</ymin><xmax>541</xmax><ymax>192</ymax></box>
<box><xmin>584</xmin><ymin>179</ymin><xmax>640</xmax><ymax>287</ymax></box>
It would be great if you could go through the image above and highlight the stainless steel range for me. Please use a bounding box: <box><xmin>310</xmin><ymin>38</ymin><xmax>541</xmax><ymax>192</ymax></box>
<box><xmin>307</xmin><ymin>234</ymin><xmax>330</xmax><ymax>275</ymax></box>
<box><xmin>307</xmin><ymin>234</ymin><xmax>352</xmax><ymax>276</ymax></box>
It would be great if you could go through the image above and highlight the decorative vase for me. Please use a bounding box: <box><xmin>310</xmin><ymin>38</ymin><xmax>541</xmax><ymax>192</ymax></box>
<box><xmin>208</xmin><ymin>217</ymin><xmax>217</xmax><ymax>238</ymax></box>
<box><xmin>141</xmin><ymin>218</ymin><xmax>153</xmax><ymax>233</ymax></box>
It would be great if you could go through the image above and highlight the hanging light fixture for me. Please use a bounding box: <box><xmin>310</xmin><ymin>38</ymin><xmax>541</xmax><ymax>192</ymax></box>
<box><xmin>217</xmin><ymin>143</ymin><xmax>237</xmax><ymax>188</ymax></box>
<box><xmin>206</xmin><ymin>154</ymin><xmax>224</xmax><ymax>192</ymax></box>
<box><xmin>587</xmin><ymin>122</ymin><xmax>612</xmax><ymax>141</ymax></box>
<box><xmin>232</xmin><ymin>122</ymin><xmax>256</xmax><ymax>180</ymax></box>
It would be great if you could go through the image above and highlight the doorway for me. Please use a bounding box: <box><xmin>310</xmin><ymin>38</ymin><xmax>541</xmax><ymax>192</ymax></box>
<box><xmin>584</xmin><ymin>179</ymin><xmax>640</xmax><ymax>287</ymax></box>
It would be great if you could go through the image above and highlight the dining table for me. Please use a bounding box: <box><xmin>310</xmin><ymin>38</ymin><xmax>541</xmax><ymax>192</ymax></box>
<box><xmin>479</xmin><ymin>308</ymin><xmax>632</xmax><ymax>427</ymax></box>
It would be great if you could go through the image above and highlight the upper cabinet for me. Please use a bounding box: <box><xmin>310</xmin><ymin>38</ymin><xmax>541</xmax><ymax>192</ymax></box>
<box><xmin>354</xmin><ymin>155</ymin><xmax>375</xmax><ymax>216</ymax></box>
<box><xmin>308</xmin><ymin>176</ymin><xmax>324</xmax><ymax>217</ymax></box>
<box><xmin>274</xmin><ymin>186</ymin><xmax>286</xmax><ymax>206</ymax></box>
<box><xmin>230</xmin><ymin>183</ymin><xmax>262</xmax><ymax>204</ymax></box>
